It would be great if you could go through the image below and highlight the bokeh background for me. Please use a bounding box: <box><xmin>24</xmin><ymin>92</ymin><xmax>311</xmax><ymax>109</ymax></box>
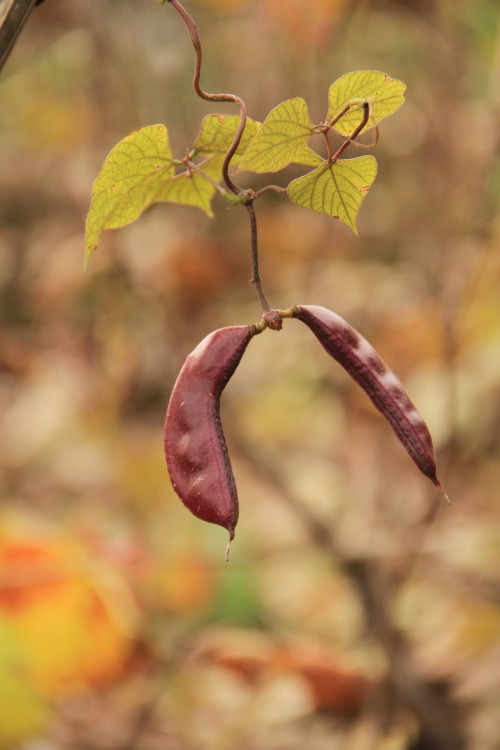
<box><xmin>0</xmin><ymin>0</ymin><xmax>499</xmax><ymax>748</ymax></box>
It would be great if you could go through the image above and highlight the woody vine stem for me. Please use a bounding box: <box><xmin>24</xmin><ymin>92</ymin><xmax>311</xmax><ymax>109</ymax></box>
<box><xmin>166</xmin><ymin>0</ymin><xmax>371</xmax><ymax>316</ymax></box>
<box><xmin>166</xmin><ymin>0</ymin><xmax>273</xmax><ymax>312</ymax></box>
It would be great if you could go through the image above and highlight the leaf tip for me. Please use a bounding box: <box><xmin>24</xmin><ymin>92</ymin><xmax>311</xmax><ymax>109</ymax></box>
<box><xmin>83</xmin><ymin>246</ymin><xmax>95</xmax><ymax>272</ymax></box>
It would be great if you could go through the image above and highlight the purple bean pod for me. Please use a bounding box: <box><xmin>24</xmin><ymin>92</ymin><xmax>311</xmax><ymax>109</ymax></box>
<box><xmin>164</xmin><ymin>325</ymin><xmax>255</xmax><ymax>542</ymax></box>
<box><xmin>294</xmin><ymin>304</ymin><xmax>441</xmax><ymax>487</ymax></box>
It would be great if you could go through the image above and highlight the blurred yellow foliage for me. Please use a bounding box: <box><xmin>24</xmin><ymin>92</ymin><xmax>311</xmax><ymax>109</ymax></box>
<box><xmin>0</xmin><ymin>516</ymin><xmax>137</xmax><ymax>743</ymax></box>
<box><xmin>0</xmin><ymin>617</ymin><xmax>48</xmax><ymax>748</ymax></box>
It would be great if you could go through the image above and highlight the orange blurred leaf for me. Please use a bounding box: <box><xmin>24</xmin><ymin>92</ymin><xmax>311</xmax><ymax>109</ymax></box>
<box><xmin>0</xmin><ymin>522</ymin><xmax>138</xmax><ymax>696</ymax></box>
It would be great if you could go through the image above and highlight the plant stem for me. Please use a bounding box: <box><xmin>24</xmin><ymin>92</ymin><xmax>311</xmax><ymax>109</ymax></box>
<box><xmin>168</xmin><ymin>0</ymin><xmax>272</xmax><ymax>312</ymax></box>
<box><xmin>245</xmin><ymin>201</ymin><xmax>271</xmax><ymax>313</ymax></box>
<box><xmin>326</xmin><ymin>100</ymin><xmax>360</xmax><ymax>129</ymax></box>
<box><xmin>168</xmin><ymin>0</ymin><xmax>246</xmax><ymax>195</ymax></box>
<box><xmin>184</xmin><ymin>158</ymin><xmax>227</xmax><ymax>195</ymax></box>
<box><xmin>321</xmin><ymin>126</ymin><xmax>334</xmax><ymax>161</ymax></box>
<box><xmin>251</xmin><ymin>184</ymin><xmax>289</xmax><ymax>199</ymax></box>
<box><xmin>330</xmin><ymin>101</ymin><xmax>369</xmax><ymax>161</ymax></box>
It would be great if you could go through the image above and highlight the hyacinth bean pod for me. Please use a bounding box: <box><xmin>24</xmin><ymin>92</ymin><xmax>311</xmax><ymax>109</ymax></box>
<box><xmin>164</xmin><ymin>325</ymin><xmax>255</xmax><ymax>544</ymax></box>
<box><xmin>294</xmin><ymin>304</ymin><xmax>441</xmax><ymax>487</ymax></box>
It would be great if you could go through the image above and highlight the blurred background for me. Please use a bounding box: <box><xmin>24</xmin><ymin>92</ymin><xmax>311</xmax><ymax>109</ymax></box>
<box><xmin>0</xmin><ymin>0</ymin><xmax>499</xmax><ymax>748</ymax></box>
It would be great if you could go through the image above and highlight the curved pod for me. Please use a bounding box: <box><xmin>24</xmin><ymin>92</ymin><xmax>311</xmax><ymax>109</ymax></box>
<box><xmin>295</xmin><ymin>304</ymin><xmax>441</xmax><ymax>486</ymax></box>
<box><xmin>164</xmin><ymin>326</ymin><xmax>254</xmax><ymax>541</ymax></box>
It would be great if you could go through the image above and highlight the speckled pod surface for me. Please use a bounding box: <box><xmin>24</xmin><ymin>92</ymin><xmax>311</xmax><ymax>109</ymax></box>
<box><xmin>295</xmin><ymin>304</ymin><xmax>440</xmax><ymax>486</ymax></box>
<box><xmin>164</xmin><ymin>326</ymin><xmax>253</xmax><ymax>540</ymax></box>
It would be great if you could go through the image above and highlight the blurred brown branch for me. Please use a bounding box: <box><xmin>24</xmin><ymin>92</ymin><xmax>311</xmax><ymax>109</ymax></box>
<box><xmin>232</xmin><ymin>428</ymin><xmax>466</xmax><ymax>750</ymax></box>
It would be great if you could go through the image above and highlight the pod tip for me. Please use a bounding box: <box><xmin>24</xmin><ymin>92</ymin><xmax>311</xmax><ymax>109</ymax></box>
<box><xmin>435</xmin><ymin>478</ymin><xmax>451</xmax><ymax>505</ymax></box>
<box><xmin>442</xmin><ymin>489</ymin><xmax>452</xmax><ymax>505</ymax></box>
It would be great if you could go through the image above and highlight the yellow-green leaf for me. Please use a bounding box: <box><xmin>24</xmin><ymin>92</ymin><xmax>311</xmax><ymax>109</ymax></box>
<box><xmin>238</xmin><ymin>97</ymin><xmax>323</xmax><ymax>174</ymax></box>
<box><xmin>194</xmin><ymin>114</ymin><xmax>261</xmax><ymax>164</ymax></box>
<box><xmin>85</xmin><ymin>124</ymin><xmax>175</xmax><ymax>268</ymax></box>
<box><xmin>328</xmin><ymin>70</ymin><xmax>406</xmax><ymax>137</ymax></box>
<box><xmin>287</xmin><ymin>156</ymin><xmax>378</xmax><ymax>233</ymax></box>
<box><xmin>152</xmin><ymin>155</ymin><xmax>223</xmax><ymax>218</ymax></box>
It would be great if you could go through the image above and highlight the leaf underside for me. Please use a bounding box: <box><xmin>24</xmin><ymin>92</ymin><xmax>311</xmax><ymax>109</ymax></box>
<box><xmin>154</xmin><ymin>157</ymin><xmax>223</xmax><ymax>218</ymax></box>
<box><xmin>287</xmin><ymin>156</ymin><xmax>378</xmax><ymax>233</ymax></box>
<box><xmin>328</xmin><ymin>70</ymin><xmax>406</xmax><ymax>137</ymax></box>
<box><xmin>85</xmin><ymin>124</ymin><xmax>176</xmax><ymax>267</ymax></box>
<box><xmin>194</xmin><ymin>114</ymin><xmax>261</xmax><ymax>165</ymax></box>
<box><xmin>84</xmin><ymin>70</ymin><xmax>406</xmax><ymax>264</ymax></box>
<box><xmin>238</xmin><ymin>97</ymin><xmax>323</xmax><ymax>173</ymax></box>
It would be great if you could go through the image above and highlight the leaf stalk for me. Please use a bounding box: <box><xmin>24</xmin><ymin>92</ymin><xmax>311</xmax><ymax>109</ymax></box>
<box><xmin>245</xmin><ymin>201</ymin><xmax>271</xmax><ymax>314</ymax></box>
<box><xmin>330</xmin><ymin>102</ymin><xmax>370</xmax><ymax>162</ymax></box>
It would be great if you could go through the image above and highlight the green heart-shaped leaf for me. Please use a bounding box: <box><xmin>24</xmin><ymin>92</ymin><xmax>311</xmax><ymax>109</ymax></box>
<box><xmin>287</xmin><ymin>155</ymin><xmax>378</xmax><ymax>233</ymax></box>
<box><xmin>238</xmin><ymin>97</ymin><xmax>323</xmax><ymax>173</ymax></box>
<box><xmin>328</xmin><ymin>70</ymin><xmax>406</xmax><ymax>137</ymax></box>
<box><xmin>85</xmin><ymin>124</ymin><xmax>175</xmax><ymax>267</ymax></box>
<box><xmin>151</xmin><ymin>156</ymin><xmax>223</xmax><ymax>218</ymax></box>
<box><xmin>194</xmin><ymin>114</ymin><xmax>261</xmax><ymax>164</ymax></box>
